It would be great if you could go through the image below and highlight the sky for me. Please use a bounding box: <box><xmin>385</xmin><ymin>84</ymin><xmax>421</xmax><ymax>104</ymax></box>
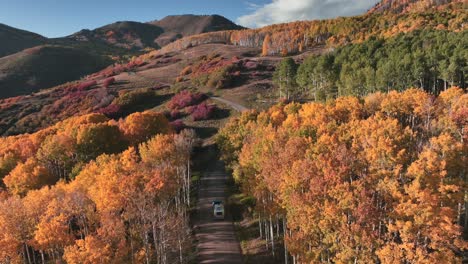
<box><xmin>0</xmin><ymin>0</ymin><xmax>380</xmax><ymax>38</ymax></box>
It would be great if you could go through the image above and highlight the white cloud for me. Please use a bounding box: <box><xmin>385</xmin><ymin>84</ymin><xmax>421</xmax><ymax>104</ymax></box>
<box><xmin>245</xmin><ymin>2</ymin><xmax>262</xmax><ymax>11</ymax></box>
<box><xmin>238</xmin><ymin>0</ymin><xmax>380</xmax><ymax>28</ymax></box>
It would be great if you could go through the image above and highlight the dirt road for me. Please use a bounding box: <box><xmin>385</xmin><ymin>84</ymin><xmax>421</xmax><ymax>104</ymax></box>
<box><xmin>195</xmin><ymin>160</ymin><xmax>243</xmax><ymax>264</ymax></box>
<box><xmin>211</xmin><ymin>97</ymin><xmax>249</xmax><ymax>112</ymax></box>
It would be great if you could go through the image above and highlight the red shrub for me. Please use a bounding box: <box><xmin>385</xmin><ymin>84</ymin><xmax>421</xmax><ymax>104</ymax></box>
<box><xmin>99</xmin><ymin>104</ymin><xmax>121</xmax><ymax>117</ymax></box>
<box><xmin>186</xmin><ymin>105</ymin><xmax>195</xmax><ymax>114</ymax></box>
<box><xmin>152</xmin><ymin>54</ymin><xmax>164</xmax><ymax>60</ymax></box>
<box><xmin>243</xmin><ymin>60</ymin><xmax>258</xmax><ymax>70</ymax></box>
<box><xmin>127</xmin><ymin>59</ymin><xmax>146</xmax><ymax>68</ymax></box>
<box><xmin>77</xmin><ymin>80</ymin><xmax>97</xmax><ymax>91</ymax></box>
<box><xmin>67</xmin><ymin>91</ymin><xmax>87</xmax><ymax>100</ymax></box>
<box><xmin>170</xmin><ymin>120</ymin><xmax>186</xmax><ymax>132</ymax></box>
<box><xmin>190</xmin><ymin>56</ymin><xmax>234</xmax><ymax>77</ymax></box>
<box><xmin>93</xmin><ymin>63</ymin><xmax>130</xmax><ymax>79</ymax></box>
<box><xmin>103</xmin><ymin>77</ymin><xmax>116</xmax><ymax>88</ymax></box>
<box><xmin>168</xmin><ymin>91</ymin><xmax>206</xmax><ymax>110</ymax></box>
<box><xmin>56</xmin><ymin>82</ymin><xmax>80</xmax><ymax>93</ymax></box>
<box><xmin>180</xmin><ymin>66</ymin><xmax>192</xmax><ymax>76</ymax></box>
<box><xmin>0</xmin><ymin>95</ymin><xmax>25</xmax><ymax>105</ymax></box>
<box><xmin>113</xmin><ymin>65</ymin><xmax>127</xmax><ymax>74</ymax></box>
<box><xmin>250</xmin><ymin>71</ymin><xmax>263</xmax><ymax>77</ymax></box>
<box><xmin>160</xmin><ymin>58</ymin><xmax>181</xmax><ymax>64</ymax></box>
<box><xmin>170</xmin><ymin>110</ymin><xmax>181</xmax><ymax>119</ymax></box>
<box><xmin>191</xmin><ymin>102</ymin><xmax>216</xmax><ymax>121</ymax></box>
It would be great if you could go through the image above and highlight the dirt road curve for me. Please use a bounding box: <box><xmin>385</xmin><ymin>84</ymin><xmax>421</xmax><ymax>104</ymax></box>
<box><xmin>196</xmin><ymin>160</ymin><xmax>243</xmax><ymax>264</ymax></box>
<box><xmin>211</xmin><ymin>97</ymin><xmax>249</xmax><ymax>112</ymax></box>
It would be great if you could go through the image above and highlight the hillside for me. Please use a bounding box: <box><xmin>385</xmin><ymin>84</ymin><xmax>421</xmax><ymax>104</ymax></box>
<box><xmin>0</xmin><ymin>0</ymin><xmax>466</xmax><ymax>135</ymax></box>
<box><xmin>368</xmin><ymin>0</ymin><xmax>465</xmax><ymax>14</ymax></box>
<box><xmin>0</xmin><ymin>43</ymin><xmax>268</xmax><ymax>135</ymax></box>
<box><xmin>0</xmin><ymin>45</ymin><xmax>111</xmax><ymax>99</ymax></box>
<box><xmin>150</xmin><ymin>15</ymin><xmax>245</xmax><ymax>46</ymax></box>
<box><xmin>0</xmin><ymin>14</ymin><xmax>243</xmax><ymax>98</ymax></box>
<box><xmin>67</xmin><ymin>15</ymin><xmax>244</xmax><ymax>51</ymax></box>
<box><xmin>67</xmin><ymin>21</ymin><xmax>164</xmax><ymax>50</ymax></box>
<box><xmin>149</xmin><ymin>2</ymin><xmax>466</xmax><ymax>57</ymax></box>
<box><xmin>64</xmin><ymin>15</ymin><xmax>244</xmax><ymax>51</ymax></box>
<box><xmin>1</xmin><ymin>27</ymin><xmax>465</xmax><ymax>136</ymax></box>
<box><xmin>0</xmin><ymin>23</ymin><xmax>46</xmax><ymax>57</ymax></box>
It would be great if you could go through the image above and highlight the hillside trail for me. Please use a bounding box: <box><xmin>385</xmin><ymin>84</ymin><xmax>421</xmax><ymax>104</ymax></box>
<box><xmin>134</xmin><ymin>70</ymin><xmax>249</xmax><ymax>112</ymax></box>
<box><xmin>195</xmin><ymin>100</ymin><xmax>247</xmax><ymax>263</ymax></box>
<box><xmin>211</xmin><ymin>97</ymin><xmax>248</xmax><ymax>112</ymax></box>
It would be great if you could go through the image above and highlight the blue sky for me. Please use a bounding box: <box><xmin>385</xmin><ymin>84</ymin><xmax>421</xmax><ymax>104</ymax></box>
<box><xmin>0</xmin><ymin>0</ymin><xmax>379</xmax><ymax>38</ymax></box>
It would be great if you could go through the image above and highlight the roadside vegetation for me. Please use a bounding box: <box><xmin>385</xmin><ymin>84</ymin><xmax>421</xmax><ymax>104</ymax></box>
<box><xmin>0</xmin><ymin>112</ymin><xmax>200</xmax><ymax>264</ymax></box>
<box><xmin>218</xmin><ymin>87</ymin><xmax>467</xmax><ymax>263</ymax></box>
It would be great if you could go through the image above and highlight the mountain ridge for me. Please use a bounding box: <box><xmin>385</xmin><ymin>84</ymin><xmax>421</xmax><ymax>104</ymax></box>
<box><xmin>0</xmin><ymin>45</ymin><xmax>111</xmax><ymax>99</ymax></box>
<box><xmin>67</xmin><ymin>20</ymin><xmax>165</xmax><ymax>50</ymax></box>
<box><xmin>0</xmin><ymin>14</ymin><xmax>244</xmax><ymax>58</ymax></box>
<box><xmin>0</xmin><ymin>14</ymin><xmax>244</xmax><ymax>99</ymax></box>
<box><xmin>368</xmin><ymin>0</ymin><xmax>465</xmax><ymax>14</ymax></box>
<box><xmin>149</xmin><ymin>14</ymin><xmax>245</xmax><ymax>46</ymax></box>
<box><xmin>0</xmin><ymin>23</ymin><xmax>47</xmax><ymax>57</ymax></box>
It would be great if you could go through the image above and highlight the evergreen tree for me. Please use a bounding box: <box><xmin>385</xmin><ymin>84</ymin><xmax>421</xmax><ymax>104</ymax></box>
<box><xmin>273</xmin><ymin>58</ymin><xmax>298</xmax><ymax>100</ymax></box>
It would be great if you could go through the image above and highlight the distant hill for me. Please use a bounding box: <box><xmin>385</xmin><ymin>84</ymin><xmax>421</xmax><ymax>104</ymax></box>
<box><xmin>0</xmin><ymin>45</ymin><xmax>111</xmax><ymax>99</ymax></box>
<box><xmin>149</xmin><ymin>15</ymin><xmax>245</xmax><ymax>46</ymax></box>
<box><xmin>368</xmin><ymin>0</ymin><xmax>464</xmax><ymax>14</ymax></box>
<box><xmin>0</xmin><ymin>14</ymin><xmax>243</xmax><ymax>98</ymax></box>
<box><xmin>0</xmin><ymin>23</ymin><xmax>46</xmax><ymax>58</ymax></box>
<box><xmin>67</xmin><ymin>21</ymin><xmax>164</xmax><ymax>50</ymax></box>
<box><xmin>66</xmin><ymin>15</ymin><xmax>244</xmax><ymax>51</ymax></box>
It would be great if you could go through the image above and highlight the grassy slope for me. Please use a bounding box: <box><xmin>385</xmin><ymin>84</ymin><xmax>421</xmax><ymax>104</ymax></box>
<box><xmin>0</xmin><ymin>45</ymin><xmax>112</xmax><ymax>99</ymax></box>
<box><xmin>0</xmin><ymin>23</ymin><xmax>46</xmax><ymax>58</ymax></box>
<box><xmin>0</xmin><ymin>15</ymin><xmax>249</xmax><ymax>101</ymax></box>
<box><xmin>66</xmin><ymin>21</ymin><xmax>164</xmax><ymax>50</ymax></box>
<box><xmin>1</xmin><ymin>2</ymin><xmax>464</xmax><ymax>134</ymax></box>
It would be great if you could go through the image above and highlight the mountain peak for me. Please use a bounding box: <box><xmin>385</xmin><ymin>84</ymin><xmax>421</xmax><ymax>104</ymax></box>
<box><xmin>65</xmin><ymin>14</ymin><xmax>244</xmax><ymax>50</ymax></box>
<box><xmin>149</xmin><ymin>14</ymin><xmax>245</xmax><ymax>46</ymax></box>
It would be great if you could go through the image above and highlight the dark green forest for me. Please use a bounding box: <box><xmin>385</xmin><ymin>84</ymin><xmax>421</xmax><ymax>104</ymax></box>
<box><xmin>275</xmin><ymin>30</ymin><xmax>467</xmax><ymax>101</ymax></box>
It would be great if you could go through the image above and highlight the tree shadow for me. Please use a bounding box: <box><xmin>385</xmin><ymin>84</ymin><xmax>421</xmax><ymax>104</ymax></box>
<box><xmin>192</xmin><ymin>126</ymin><xmax>218</xmax><ymax>139</ymax></box>
<box><xmin>117</xmin><ymin>93</ymin><xmax>174</xmax><ymax>118</ymax></box>
<box><xmin>211</xmin><ymin>108</ymin><xmax>231</xmax><ymax>120</ymax></box>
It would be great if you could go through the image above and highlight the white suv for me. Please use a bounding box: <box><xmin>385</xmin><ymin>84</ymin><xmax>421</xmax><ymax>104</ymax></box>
<box><xmin>212</xmin><ymin>201</ymin><xmax>225</xmax><ymax>220</ymax></box>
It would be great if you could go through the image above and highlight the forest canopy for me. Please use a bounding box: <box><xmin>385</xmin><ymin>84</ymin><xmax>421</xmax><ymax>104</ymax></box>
<box><xmin>0</xmin><ymin>111</ymin><xmax>198</xmax><ymax>264</ymax></box>
<box><xmin>273</xmin><ymin>30</ymin><xmax>467</xmax><ymax>101</ymax></box>
<box><xmin>217</xmin><ymin>87</ymin><xmax>468</xmax><ymax>263</ymax></box>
